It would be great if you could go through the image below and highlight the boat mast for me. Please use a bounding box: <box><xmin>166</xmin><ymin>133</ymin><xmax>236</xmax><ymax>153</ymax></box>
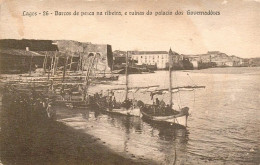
<box><xmin>169</xmin><ymin>48</ymin><xmax>173</xmax><ymax>108</ymax></box>
<box><xmin>62</xmin><ymin>56</ymin><xmax>69</xmax><ymax>83</ymax></box>
<box><xmin>43</xmin><ymin>52</ymin><xmax>47</xmax><ymax>74</ymax></box>
<box><xmin>125</xmin><ymin>51</ymin><xmax>129</xmax><ymax>100</ymax></box>
<box><xmin>83</xmin><ymin>54</ymin><xmax>96</xmax><ymax>100</ymax></box>
<box><xmin>111</xmin><ymin>55</ymin><xmax>114</xmax><ymax>76</ymax></box>
<box><xmin>52</xmin><ymin>51</ymin><xmax>57</xmax><ymax>75</ymax></box>
<box><xmin>61</xmin><ymin>55</ymin><xmax>69</xmax><ymax>94</ymax></box>
<box><xmin>29</xmin><ymin>52</ymin><xmax>34</xmax><ymax>76</ymax></box>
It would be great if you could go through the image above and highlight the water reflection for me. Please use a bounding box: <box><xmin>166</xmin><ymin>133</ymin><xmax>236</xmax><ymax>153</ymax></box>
<box><xmin>143</xmin><ymin>120</ymin><xmax>189</xmax><ymax>164</ymax></box>
<box><xmin>58</xmin><ymin>107</ymin><xmax>190</xmax><ymax>164</ymax></box>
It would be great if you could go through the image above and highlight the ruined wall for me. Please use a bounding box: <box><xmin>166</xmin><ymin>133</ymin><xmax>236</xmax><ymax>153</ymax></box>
<box><xmin>82</xmin><ymin>44</ymin><xmax>113</xmax><ymax>73</ymax></box>
<box><xmin>55</xmin><ymin>40</ymin><xmax>84</xmax><ymax>54</ymax></box>
<box><xmin>53</xmin><ymin>40</ymin><xmax>113</xmax><ymax>72</ymax></box>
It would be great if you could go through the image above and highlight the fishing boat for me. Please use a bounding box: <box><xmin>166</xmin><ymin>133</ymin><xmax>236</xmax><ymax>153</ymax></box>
<box><xmin>96</xmin><ymin>51</ymin><xmax>142</xmax><ymax>117</ymax></box>
<box><xmin>140</xmin><ymin>105</ymin><xmax>189</xmax><ymax>127</ymax></box>
<box><xmin>139</xmin><ymin>48</ymin><xmax>204</xmax><ymax>128</ymax></box>
<box><xmin>64</xmin><ymin>100</ymin><xmax>97</xmax><ymax>109</ymax></box>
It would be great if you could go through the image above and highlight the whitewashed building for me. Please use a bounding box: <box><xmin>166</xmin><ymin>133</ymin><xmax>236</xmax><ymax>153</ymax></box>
<box><xmin>131</xmin><ymin>51</ymin><xmax>182</xmax><ymax>69</ymax></box>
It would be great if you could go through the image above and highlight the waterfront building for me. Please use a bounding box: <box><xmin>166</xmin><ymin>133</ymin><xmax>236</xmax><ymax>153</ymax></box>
<box><xmin>191</xmin><ymin>61</ymin><xmax>199</xmax><ymax>69</ymax></box>
<box><xmin>0</xmin><ymin>39</ymin><xmax>113</xmax><ymax>74</ymax></box>
<box><xmin>131</xmin><ymin>51</ymin><xmax>183</xmax><ymax>69</ymax></box>
<box><xmin>0</xmin><ymin>39</ymin><xmax>58</xmax><ymax>74</ymax></box>
<box><xmin>230</xmin><ymin>55</ymin><xmax>243</xmax><ymax>66</ymax></box>
<box><xmin>185</xmin><ymin>51</ymin><xmax>245</xmax><ymax>68</ymax></box>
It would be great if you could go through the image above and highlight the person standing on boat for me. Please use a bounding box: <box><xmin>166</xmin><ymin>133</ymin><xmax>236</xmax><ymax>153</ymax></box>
<box><xmin>122</xmin><ymin>99</ymin><xmax>132</xmax><ymax>109</ymax></box>
<box><xmin>99</xmin><ymin>90</ymin><xmax>103</xmax><ymax>98</ymax></box>
<box><xmin>156</xmin><ymin>98</ymin><xmax>160</xmax><ymax>106</ymax></box>
<box><xmin>68</xmin><ymin>88</ymin><xmax>73</xmax><ymax>101</ymax></box>
<box><xmin>112</xmin><ymin>96</ymin><xmax>116</xmax><ymax>108</ymax></box>
<box><xmin>108</xmin><ymin>96</ymin><xmax>113</xmax><ymax>108</ymax></box>
<box><xmin>160</xmin><ymin>100</ymin><xmax>166</xmax><ymax>108</ymax></box>
<box><xmin>159</xmin><ymin>100</ymin><xmax>166</xmax><ymax>115</ymax></box>
<box><xmin>87</xmin><ymin>95</ymin><xmax>92</xmax><ymax>105</ymax></box>
<box><xmin>165</xmin><ymin>104</ymin><xmax>172</xmax><ymax>115</ymax></box>
<box><xmin>132</xmin><ymin>99</ymin><xmax>137</xmax><ymax>108</ymax></box>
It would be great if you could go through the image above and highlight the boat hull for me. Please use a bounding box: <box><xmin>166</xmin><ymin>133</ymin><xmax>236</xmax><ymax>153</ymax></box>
<box><xmin>105</xmin><ymin>107</ymin><xmax>141</xmax><ymax>117</ymax></box>
<box><xmin>100</xmin><ymin>107</ymin><xmax>141</xmax><ymax>117</ymax></box>
<box><xmin>97</xmin><ymin>102</ymin><xmax>141</xmax><ymax>117</ymax></box>
<box><xmin>140</xmin><ymin>109</ymin><xmax>188</xmax><ymax>128</ymax></box>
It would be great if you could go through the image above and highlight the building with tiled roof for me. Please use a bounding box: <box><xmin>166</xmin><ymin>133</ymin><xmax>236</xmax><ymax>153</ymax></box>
<box><xmin>131</xmin><ymin>50</ymin><xmax>183</xmax><ymax>69</ymax></box>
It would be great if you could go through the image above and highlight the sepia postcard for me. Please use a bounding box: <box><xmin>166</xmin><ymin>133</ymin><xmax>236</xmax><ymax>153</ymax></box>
<box><xmin>0</xmin><ymin>0</ymin><xmax>259</xmax><ymax>164</ymax></box>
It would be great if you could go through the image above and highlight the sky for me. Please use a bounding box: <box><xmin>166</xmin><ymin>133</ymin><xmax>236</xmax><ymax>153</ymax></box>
<box><xmin>0</xmin><ymin>0</ymin><xmax>259</xmax><ymax>58</ymax></box>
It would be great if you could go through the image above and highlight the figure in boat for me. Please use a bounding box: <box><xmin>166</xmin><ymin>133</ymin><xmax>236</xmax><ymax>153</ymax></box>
<box><xmin>94</xmin><ymin>48</ymin><xmax>203</xmax><ymax>123</ymax></box>
<box><xmin>95</xmin><ymin>51</ymin><xmax>141</xmax><ymax>116</ymax></box>
<box><xmin>139</xmin><ymin>48</ymin><xmax>190</xmax><ymax>128</ymax></box>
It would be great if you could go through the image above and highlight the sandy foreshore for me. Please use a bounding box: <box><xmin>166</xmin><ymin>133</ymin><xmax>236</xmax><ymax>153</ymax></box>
<box><xmin>0</xmin><ymin>90</ymin><xmax>155</xmax><ymax>165</ymax></box>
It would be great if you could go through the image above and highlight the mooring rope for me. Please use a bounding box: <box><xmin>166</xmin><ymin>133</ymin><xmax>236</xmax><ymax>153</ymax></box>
<box><xmin>187</xmin><ymin>73</ymin><xmax>196</xmax><ymax>86</ymax></box>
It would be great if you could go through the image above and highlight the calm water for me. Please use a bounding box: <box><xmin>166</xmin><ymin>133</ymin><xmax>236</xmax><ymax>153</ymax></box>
<box><xmin>56</xmin><ymin>67</ymin><xmax>260</xmax><ymax>164</ymax></box>
<box><xmin>2</xmin><ymin>67</ymin><xmax>259</xmax><ymax>165</ymax></box>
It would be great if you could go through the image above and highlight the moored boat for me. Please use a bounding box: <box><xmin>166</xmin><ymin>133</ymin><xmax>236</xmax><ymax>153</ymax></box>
<box><xmin>96</xmin><ymin>99</ymin><xmax>141</xmax><ymax>117</ymax></box>
<box><xmin>139</xmin><ymin>48</ymin><xmax>191</xmax><ymax>128</ymax></box>
<box><xmin>96</xmin><ymin>51</ymin><xmax>141</xmax><ymax>117</ymax></box>
<box><xmin>140</xmin><ymin>104</ymin><xmax>189</xmax><ymax>127</ymax></box>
